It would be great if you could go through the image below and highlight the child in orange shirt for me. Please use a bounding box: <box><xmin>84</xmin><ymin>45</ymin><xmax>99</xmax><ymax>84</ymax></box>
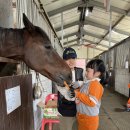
<box><xmin>69</xmin><ymin>59</ymin><xmax>106</xmax><ymax>130</ymax></box>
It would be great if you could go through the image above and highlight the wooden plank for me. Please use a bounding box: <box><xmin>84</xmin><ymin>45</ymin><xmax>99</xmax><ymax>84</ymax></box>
<box><xmin>0</xmin><ymin>75</ymin><xmax>34</xmax><ymax>130</ymax></box>
<box><xmin>0</xmin><ymin>57</ymin><xmax>19</xmax><ymax>63</ymax></box>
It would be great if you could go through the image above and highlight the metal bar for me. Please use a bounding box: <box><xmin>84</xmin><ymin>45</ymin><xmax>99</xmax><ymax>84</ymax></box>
<box><xmin>104</xmin><ymin>0</ymin><xmax>111</xmax><ymax>12</ymax></box>
<box><xmin>87</xmin><ymin>47</ymin><xmax>88</xmax><ymax>60</ymax></box>
<box><xmin>61</xmin><ymin>12</ymin><xmax>64</xmax><ymax>47</ymax></box>
<box><xmin>109</xmin><ymin>10</ymin><xmax>112</xmax><ymax>48</ymax></box>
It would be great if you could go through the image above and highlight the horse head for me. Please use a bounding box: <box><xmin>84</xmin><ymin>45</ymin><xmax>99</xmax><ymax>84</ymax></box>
<box><xmin>22</xmin><ymin>14</ymin><xmax>72</xmax><ymax>86</ymax></box>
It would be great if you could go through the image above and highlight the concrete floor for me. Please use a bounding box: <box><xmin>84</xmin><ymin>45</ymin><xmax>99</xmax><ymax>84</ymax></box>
<box><xmin>45</xmin><ymin>88</ymin><xmax>130</xmax><ymax>130</ymax></box>
<box><xmin>99</xmin><ymin>88</ymin><xmax>130</xmax><ymax>130</ymax></box>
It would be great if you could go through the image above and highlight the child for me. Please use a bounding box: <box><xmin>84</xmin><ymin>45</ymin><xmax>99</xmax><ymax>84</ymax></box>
<box><xmin>70</xmin><ymin>59</ymin><xmax>105</xmax><ymax>130</ymax></box>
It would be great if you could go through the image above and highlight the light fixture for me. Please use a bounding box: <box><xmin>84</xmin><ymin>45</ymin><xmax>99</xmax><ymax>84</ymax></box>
<box><xmin>85</xmin><ymin>6</ymin><xmax>93</xmax><ymax>16</ymax></box>
<box><xmin>85</xmin><ymin>8</ymin><xmax>89</xmax><ymax>16</ymax></box>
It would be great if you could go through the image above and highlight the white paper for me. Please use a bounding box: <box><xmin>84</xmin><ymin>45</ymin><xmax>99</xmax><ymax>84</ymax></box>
<box><xmin>5</xmin><ymin>86</ymin><xmax>21</xmax><ymax>114</ymax></box>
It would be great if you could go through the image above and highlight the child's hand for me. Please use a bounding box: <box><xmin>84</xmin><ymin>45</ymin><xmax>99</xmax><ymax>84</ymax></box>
<box><xmin>71</xmin><ymin>81</ymin><xmax>80</xmax><ymax>89</ymax></box>
<box><xmin>74</xmin><ymin>89</ymin><xmax>79</xmax><ymax>95</ymax></box>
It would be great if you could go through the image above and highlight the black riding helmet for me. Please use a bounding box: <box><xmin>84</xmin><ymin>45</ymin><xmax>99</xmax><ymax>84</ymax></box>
<box><xmin>63</xmin><ymin>47</ymin><xmax>77</xmax><ymax>60</ymax></box>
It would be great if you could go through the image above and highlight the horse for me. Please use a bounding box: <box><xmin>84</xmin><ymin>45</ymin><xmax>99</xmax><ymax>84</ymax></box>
<box><xmin>0</xmin><ymin>13</ymin><xmax>72</xmax><ymax>86</ymax></box>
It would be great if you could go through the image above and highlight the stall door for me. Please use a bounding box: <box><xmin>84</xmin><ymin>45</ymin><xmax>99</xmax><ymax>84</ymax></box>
<box><xmin>0</xmin><ymin>74</ymin><xmax>34</xmax><ymax>130</ymax></box>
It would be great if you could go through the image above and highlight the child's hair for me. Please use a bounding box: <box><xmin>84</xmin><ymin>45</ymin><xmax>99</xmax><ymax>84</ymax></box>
<box><xmin>86</xmin><ymin>59</ymin><xmax>106</xmax><ymax>78</ymax></box>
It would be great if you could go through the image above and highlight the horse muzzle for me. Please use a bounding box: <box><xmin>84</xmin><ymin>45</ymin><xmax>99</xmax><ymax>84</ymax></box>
<box><xmin>55</xmin><ymin>74</ymin><xmax>72</xmax><ymax>87</ymax></box>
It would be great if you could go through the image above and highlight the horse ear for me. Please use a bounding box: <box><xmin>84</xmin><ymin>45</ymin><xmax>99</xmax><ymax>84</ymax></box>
<box><xmin>23</xmin><ymin>13</ymin><xmax>34</xmax><ymax>30</ymax></box>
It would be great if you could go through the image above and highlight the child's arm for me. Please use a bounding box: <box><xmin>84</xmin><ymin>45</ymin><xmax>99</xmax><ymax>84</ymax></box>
<box><xmin>75</xmin><ymin>82</ymin><xmax>103</xmax><ymax>107</ymax></box>
<box><xmin>75</xmin><ymin>91</ymin><xmax>96</xmax><ymax>107</ymax></box>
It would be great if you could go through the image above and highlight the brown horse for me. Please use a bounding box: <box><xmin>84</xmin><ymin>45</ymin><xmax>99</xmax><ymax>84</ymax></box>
<box><xmin>0</xmin><ymin>14</ymin><xmax>72</xmax><ymax>86</ymax></box>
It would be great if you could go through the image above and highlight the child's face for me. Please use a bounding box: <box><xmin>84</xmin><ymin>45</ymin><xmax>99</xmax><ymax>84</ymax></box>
<box><xmin>85</xmin><ymin>68</ymin><xmax>100</xmax><ymax>80</ymax></box>
<box><xmin>65</xmin><ymin>58</ymin><xmax>76</xmax><ymax>70</ymax></box>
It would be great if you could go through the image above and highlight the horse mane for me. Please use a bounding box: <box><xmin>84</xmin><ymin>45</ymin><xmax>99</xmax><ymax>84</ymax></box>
<box><xmin>0</xmin><ymin>26</ymin><xmax>51</xmax><ymax>48</ymax></box>
<box><xmin>0</xmin><ymin>27</ymin><xmax>24</xmax><ymax>47</ymax></box>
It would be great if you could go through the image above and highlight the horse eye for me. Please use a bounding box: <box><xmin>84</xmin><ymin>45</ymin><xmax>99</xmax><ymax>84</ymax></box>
<box><xmin>45</xmin><ymin>45</ymin><xmax>51</xmax><ymax>49</ymax></box>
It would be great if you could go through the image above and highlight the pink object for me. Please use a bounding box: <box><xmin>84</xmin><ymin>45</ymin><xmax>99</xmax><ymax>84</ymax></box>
<box><xmin>41</xmin><ymin>94</ymin><xmax>59</xmax><ymax>130</ymax></box>
<box><xmin>41</xmin><ymin>119</ymin><xmax>59</xmax><ymax>130</ymax></box>
<box><xmin>76</xmin><ymin>59</ymin><xmax>86</xmax><ymax>70</ymax></box>
<box><xmin>45</xmin><ymin>94</ymin><xmax>58</xmax><ymax>105</ymax></box>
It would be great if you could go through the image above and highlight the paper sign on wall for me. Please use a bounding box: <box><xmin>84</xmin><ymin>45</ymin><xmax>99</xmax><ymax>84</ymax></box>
<box><xmin>5</xmin><ymin>86</ymin><xmax>21</xmax><ymax>114</ymax></box>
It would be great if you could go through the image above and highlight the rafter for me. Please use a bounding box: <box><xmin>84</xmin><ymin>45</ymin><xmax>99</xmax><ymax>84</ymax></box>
<box><xmin>59</xmin><ymin>31</ymin><xmax>118</xmax><ymax>43</ymax></box>
<box><xmin>84</xmin><ymin>20</ymin><xmax>130</xmax><ymax>36</ymax></box>
<box><xmin>89</xmin><ymin>0</ymin><xmax>129</xmax><ymax>16</ymax></box>
<box><xmin>56</xmin><ymin>21</ymin><xmax>79</xmax><ymax>32</ymax></box>
<box><xmin>63</xmin><ymin>38</ymin><xmax>109</xmax><ymax>48</ymax></box>
<box><xmin>48</xmin><ymin>0</ymin><xmax>130</xmax><ymax>17</ymax></box>
<box><xmin>97</xmin><ymin>8</ymin><xmax>130</xmax><ymax>45</ymax></box>
<box><xmin>48</xmin><ymin>1</ymin><xmax>84</xmax><ymax>17</ymax></box>
<box><xmin>65</xmin><ymin>42</ymin><xmax>105</xmax><ymax>52</ymax></box>
<box><xmin>55</xmin><ymin>19</ymin><xmax>130</xmax><ymax>36</ymax></box>
<box><xmin>61</xmin><ymin>32</ymin><xmax>78</xmax><ymax>39</ymax></box>
<box><xmin>83</xmin><ymin>31</ymin><xmax>118</xmax><ymax>43</ymax></box>
<box><xmin>47</xmin><ymin>0</ymin><xmax>130</xmax><ymax>49</ymax></box>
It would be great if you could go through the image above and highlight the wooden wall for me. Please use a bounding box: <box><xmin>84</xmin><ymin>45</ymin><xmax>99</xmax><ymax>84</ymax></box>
<box><xmin>0</xmin><ymin>74</ymin><xmax>34</xmax><ymax>130</ymax></box>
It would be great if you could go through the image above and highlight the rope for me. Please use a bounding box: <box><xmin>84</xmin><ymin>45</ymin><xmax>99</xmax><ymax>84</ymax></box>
<box><xmin>35</xmin><ymin>72</ymin><xmax>44</xmax><ymax>92</ymax></box>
